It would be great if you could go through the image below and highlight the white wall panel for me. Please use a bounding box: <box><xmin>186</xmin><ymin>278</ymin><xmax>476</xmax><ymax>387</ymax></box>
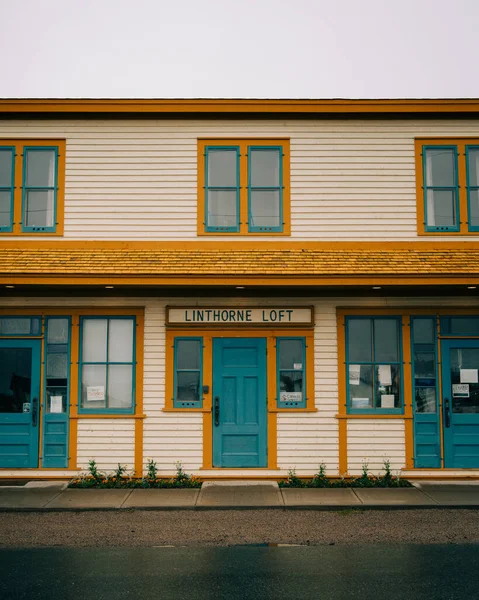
<box><xmin>2</xmin><ymin>118</ymin><xmax>479</xmax><ymax>240</ymax></box>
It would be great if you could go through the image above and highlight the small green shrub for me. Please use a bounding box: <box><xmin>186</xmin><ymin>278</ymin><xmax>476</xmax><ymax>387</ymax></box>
<box><xmin>310</xmin><ymin>463</ymin><xmax>330</xmax><ymax>488</ymax></box>
<box><xmin>278</xmin><ymin>468</ymin><xmax>306</xmax><ymax>488</ymax></box>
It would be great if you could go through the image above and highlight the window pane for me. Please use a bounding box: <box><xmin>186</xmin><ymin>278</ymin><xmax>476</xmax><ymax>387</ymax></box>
<box><xmin>349</xmin><ymin>364</ymin><xmax>373</xmax><ymax>408</ymax></box>
<box><xmin>467</xmin><ymin>148</ymin><xmax>479</xmax><ymax>187</ymax></box>
<box><xmin>24</xmin><ymin>190</ymin><xmax>55</xmax><ymax>227</ymax></box>
<box><xmin>0</xmin><ymin>348</ymin><xmax>32</xmax><ymax>414</ymax></box>
<box><xmin>176</xmin><ymin>371</ymin><xmax>200</xmax><ymax>402</ymax></box>
<box><xmin>375</xmin><ymin>364</ymin><xmax>401</xmax><ymax>408</ymax></box>
<box><xmin>278</xmin><ymin>339</ymin><xmax>303</xmax><ymax>370</ymax></box>
<box><xmin>108</xmin><ymin>365</ymin><xmax>133</xmax><ymax>409</ymax></box>
<box><xmin>413</xmin><ymin>318</ymin><xmax>434</xmax><ymax>344</ymax></box>
<box><xmin>426</xmin><ymin>189</ymin><xmax>456</xmax><ymax>227</ymax></box>
<box><xmin>0</xmin><ymin>149</ymin><xmax>13</xmax><ymax>186</ymax></box>
<box><xmin>25</xmin><ymin>149</ymin><xmax>55</xmax><ymax>187</ymax></box>
<box><xmin>208</xmin><ymin>149</ymin><xmax>237</xmax><ymax>187</ymax></box>
<box><xmin>0</xmin><ymin>191</ymin><xmax>12</xmax><ymax>227</ymax></box>
<box><xmin>207</xmin><ymin>190</ymin><xmax>237</xmax><ymax>228</ymax></box>
<box><xmin>441</xmin><ymin>317</ymin><xmax>479</xmax><ymax>336</ymax></box>
<box><xmin>450</xmin><ymin>348</ymin><xmax>479</xmax><ymax>414</ymax></box>
<box><xmin>414</xmin><ymin>351</ymin><xmax>436</xmax><ymax>380</ymax></box>
<box><xmin>415</xmin><ymin>387</ymin><xmax>436</xmax><ymax>413</ymax></box>
<box><xmin>81</xmin><ymin>364</ymin><xmax>107</xmax><ymax>408</ymax></box>
<box><xmin>469</xmin><ymin>190</ymin><xmax>479</xmax><ymax>228</ymax></box>
<box><xmin>47</xmin><ymin>319</ymin><xmax>69</xmax><ymax>344</ymax></box>
<box><xmin>374</xmin><ymin>319</ymin><xmax>399</xmax><ymax>362</ymax></box>
<box><xmin>279</xmin><ymin>371</ymin><xmax>303</xmax><ymax>393</ymax></box>
<box><xmin>425</xmin><ymin>148</ymin><xmax>455</xmax><ymax>187</ymax></box>
<box><xmin>47</xmin><ymin>353</ymin><xmax>68</xmax><ymax>378</ymax></box>
<box><xmin>250</xmin><ymin>149</ymin><xmax>280</xmax><ymax>186</ymax></box>
<box><xmin>108</xmin><ymin>319</ymin><xmax>134</xmax><ymax>362</ymax></box>
<box><xmin>177</xmin><ymin>339</ymin><xmax>200</xmax><ymax>370</ymax></box>
<box><xmin>250</xmin><ymin>190</ymin><xmax>281</xmax><ymax>228</ymax></box>
<box><xmin>82</xmin><ymin>319</ymin><xmax>107</xmax><ymax>362</ymax></box>
<box><xmin>347</xmin><ymin>319</ymin><xmax>372</xmax><ymax>362</ymax></box>
<box><xmin>0</xmin><ymin>318</ymin><xmax>32</xmax><ymax>335</ymax></box>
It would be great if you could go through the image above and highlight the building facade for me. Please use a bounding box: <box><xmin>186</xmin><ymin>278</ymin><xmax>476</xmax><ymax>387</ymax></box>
<box><xmin>0</xmin><ymin>98</ymin><xmax>478</xmax><ymax>479</ymax></box>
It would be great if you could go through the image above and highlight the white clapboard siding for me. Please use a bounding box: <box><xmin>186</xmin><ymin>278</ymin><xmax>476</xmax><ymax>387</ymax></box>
<box><xmin>77</xmin><ymin>420</ymin><xmax>135</xmax><ymax>472</ymax></box>
<box><xmin>347</xmin><ymin>420</ymin><xmax>406</xmax><ymax>475</ymax></box>
<box><xmin>2</xmin><ymin>118</ymin><xmax>479</xmax><ymax>240</ymax></box>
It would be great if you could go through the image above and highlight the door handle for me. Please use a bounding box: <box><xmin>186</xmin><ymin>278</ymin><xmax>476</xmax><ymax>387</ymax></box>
<box><xmin>444</xmin><ymin>397</ymin><xmax>451</xmax><ymax>428</ymax></box>
<box><xmin>32</xmin><ymin>397</ymin><xmax>38</xmax><ymax>427</ymax></box>
<box><xmin>214</xmin><ymin>396</ymin><xmax>220</xmax><ymax>427</ymax></box>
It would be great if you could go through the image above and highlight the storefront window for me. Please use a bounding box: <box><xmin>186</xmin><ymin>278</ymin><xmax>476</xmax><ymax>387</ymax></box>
<box><xmin>79</xmin><ymin>317</ymin><xmax>135</xmax><ymax>413</ymax></box>
<box><xmin>346</xmin><ymin>317</ymin><xmax>403</xmax><ymax>413</ymax></box>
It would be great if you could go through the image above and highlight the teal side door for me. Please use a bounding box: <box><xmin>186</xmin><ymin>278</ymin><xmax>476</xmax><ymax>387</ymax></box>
<box><xmin>212</xmin><ymin>338</ymin><xmax>267</xmax><ymax>468</ymax></box>
<box><xmin>0</xmin><ymin>339</ymin><xmax>41</xmax><ymax>468</ymax></box>
<box><xmin>441</xmin><ymin>339</ymin><xmax>479</xmax><ymax>468</ymax></box>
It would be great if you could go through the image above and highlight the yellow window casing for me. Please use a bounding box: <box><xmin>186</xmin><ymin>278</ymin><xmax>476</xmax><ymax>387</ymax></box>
<box><xmin>197</xmin><ymin>138</ymin><xmax>291</xmax><ymax>236</ymax></box>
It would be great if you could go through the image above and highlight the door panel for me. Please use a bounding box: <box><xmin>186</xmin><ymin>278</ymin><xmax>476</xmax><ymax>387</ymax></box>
<box><xmin>441</xmin><ymin>340</ymin><xmax>479</xmax><ymax>468</ymax></box>
<box><xmin>0</xmin><ymin>340</ymin><xmax>41</xmax><ymax>468</ymax></box>
<box><xmin>212</xmin><ymin>338</ymin><xmax>267</xmax><ymax>468</ymax></box>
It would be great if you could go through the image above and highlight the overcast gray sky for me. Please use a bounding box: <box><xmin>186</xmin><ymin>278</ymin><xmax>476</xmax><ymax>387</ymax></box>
<box><xmin>1</xmin><ymin>0</ymin><xmax>478</xmax><ymax>99</ymax></box>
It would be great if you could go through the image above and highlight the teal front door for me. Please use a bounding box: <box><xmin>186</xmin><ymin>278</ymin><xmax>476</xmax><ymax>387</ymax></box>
<box><xmin>0</xmin><ymin>340</ymin><xmax>41</xmax><ymax>468</ymax></box>
<box><xmin>212</xmin><ymin>338</ymin><xmax>267</xmax><ymax>468</ymax></box>
<box><xmin>441</xmin><ymin>339</ymin><xmax>479</xmax><ymax>468</ymax></box>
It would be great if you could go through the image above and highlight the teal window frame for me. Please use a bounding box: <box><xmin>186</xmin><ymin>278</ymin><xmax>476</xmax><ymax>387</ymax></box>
<box><xmin>0</xmin><ymin>146</ymin><xmax>15</xmax><ymax>232</ymax></box>
<box><xmin>440</xmin><ymin>316</ymin><xmax>479</xmax><ymax>337</ymax></box>
<box><xmin>44</xmin><ymin>317</ymin><xmax>71</xmax><ymax>413</ymax></box>
<box><xmin>276</xmin><ymin>336</ymin><xmax>306</xmax><ymax>408</ymax></box>
<box><xmin>422</xmin><ymin>145</ymin><xmax>460</xmax><ymax>232</ymax></box>
<box><xmin>173</xmin><ymin>336</ymin><xmax>203</xmax><ymax>408</ymax></box>
<box><xmin>204</xmin><ymin>146</ymin><xmax>240</xmax><ymax>232</ymax></box>
<box><xmin>78</xmin><ymin>316</ymin><xmax>136</xmax><ymax>415</ymax></box>
<box><xmin>345</xmin><ymin>316</ymin><xmax>404</xmax><ymax>415</ymax></box>
<box><xmin>465</xmin><ymin>145</ymin><xmax>479</xmax><ymax>232</ymax></box>
<box><xmin>411</xmin><ymin>317</ymin><xmax>439</xmax><ymax>413</ymax></box>
<box><xmin>0</xmin><ymin>316</ymin><xmax>41</xmax><ymax>336</ymax></box>
<box><xmin>21</xmin><ymin>146</ymin><xmax>59</xmax><ymax>233</ymax></box>
<box><xmin>247</xmin><ymin>145</ymin><xmax>284</xmax><ymax>233</ymax></box>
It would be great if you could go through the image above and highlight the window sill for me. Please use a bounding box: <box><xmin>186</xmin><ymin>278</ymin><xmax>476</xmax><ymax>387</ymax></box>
<box><xmin>71</xmin><ymin>414</ymin><xmax>145</xmax><ymax>419</ymax></box>
<box><xmin>162</xmin><ymin>407</ymin><xmax>211</xmax><ymax>412</ymax></box>
<box><xmin>336</xmin><ymin>413</ymin><xmax>411</xmax><ymax>420</ymax></box>
<box><xmin>270</xmin><ymin>408</ymin><xmax>317</xmax><ymax>413</ymax></box>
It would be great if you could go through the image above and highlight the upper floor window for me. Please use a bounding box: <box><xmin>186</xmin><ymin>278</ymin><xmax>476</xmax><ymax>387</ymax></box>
<box><xmin>198</xmin><ymin>139</ymin><xmax>290</xmax><ymax>235</ymax></box>
<box><xmin>0</xmin><ymin>140</ymin><xmax>65</xmax><ymax>235</ymax></box>
<box><xmin>416</xmin><ymin>139</ymin><xmax>479</xmax><ymax>234</ymax></box>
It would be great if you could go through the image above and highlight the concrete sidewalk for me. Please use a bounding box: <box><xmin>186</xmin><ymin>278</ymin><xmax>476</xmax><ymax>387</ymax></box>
<box><xmin>0</xmin><ymin>480</ymin><xmax>478</xmax><ymax>510</ymax></box>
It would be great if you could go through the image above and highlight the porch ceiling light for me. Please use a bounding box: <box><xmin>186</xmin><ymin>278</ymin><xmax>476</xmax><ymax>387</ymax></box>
<box><xmin>372</xmin><ymin>286</ymin><xmax>381</xmax><ymax>290</ymax></box>
<box><xmin>105</xmin><ymin>285</ymin><xmax>114</xmax><ymax>289</ymax></box>
<box><xmin>5</xmin><ymin>285</ymin><xmax>14</xmax><ymax>289</ymax></box>
<box><xmin>468</xmin><ymin>286</ymin><xmax>477</xmax><ymax>289</ymax></box>
<box><xmin>236</xmin><ymin>286</ymin><xmax>245</xmax><ymax>289</ymax></box>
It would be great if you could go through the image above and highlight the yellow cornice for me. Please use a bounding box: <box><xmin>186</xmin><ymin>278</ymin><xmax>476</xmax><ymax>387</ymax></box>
<box><xmin>2</xmin><ymin>98</ymin><xmax>479</xmax><ymax>115</ymax></box>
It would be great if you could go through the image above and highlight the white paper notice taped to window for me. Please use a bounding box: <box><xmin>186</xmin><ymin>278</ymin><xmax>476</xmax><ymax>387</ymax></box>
<box><xmin>460</xmin><ymin>369</ymin><xmax>478</xmax><ymax>384</ymax></box>
<box><xmin>50</xmin><ymin>396</ymin><xmax>63</xmax><ymax>413</ymax></box>
<box><xmin>87</xmin><ymin>386</ymin><xmax>105</xmax><ymax>401</ymax></box>
<box><xmin>381</xmin><ymin>394</ymin><xmax>395</xmax><ymax>408</ymax></box>
<box><xmin>453</xmin><ymin>383</ymin><xmax>469</xmax><ymax>398</ymax></box>
<box><xmin>280</xmin><ymin>392</ymin><xmax>302</xmax><ymax>403</ymax></box>
<box><xmin>351</xmin><ymin>397</ymin><xmax>370</xmax><ymax>409</ymax></box>
<box><xmin>378</xmin><ymin>365</ymin><xmax>392</xmax><ymax>386</ymax></box>
<box><xmin>349</xmin><ymin>365</ymin><xmax>361</xmax><ymax>385</ymax></box>
<box><xmin>293</xmin><ymin>363</ymin><xmax>303</xmax><ymax>370</ymax></box>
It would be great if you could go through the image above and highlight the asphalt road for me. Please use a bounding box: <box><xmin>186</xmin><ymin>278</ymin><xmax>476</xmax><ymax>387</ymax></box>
<box><xmin>0</xmin><ymin>509</ymin><xmax>478</xmax><ymax>547</ymax></box>
<box><xmin>1</xmin><ymin>545</ymin><xmax>478</xmax><ymax>600</ymax></box>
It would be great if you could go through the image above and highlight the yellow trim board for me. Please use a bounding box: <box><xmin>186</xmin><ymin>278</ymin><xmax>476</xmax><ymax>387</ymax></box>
<box><xmin>2</xmin><ymin>98</ymin><xmax>479</xmax><ymax>115</ymax></box>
